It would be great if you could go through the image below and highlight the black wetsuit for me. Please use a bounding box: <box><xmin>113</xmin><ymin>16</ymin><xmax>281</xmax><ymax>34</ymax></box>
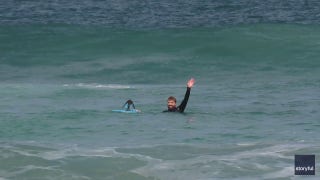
<box><xmin>123</xmin><ymin>100</ymin><xmax>135</xmax><ymax>111</ymax></box>
<box><xmin>163</xmin><ymin>87</ymin><xmax>191</xmax><ymax>113</ymax></box>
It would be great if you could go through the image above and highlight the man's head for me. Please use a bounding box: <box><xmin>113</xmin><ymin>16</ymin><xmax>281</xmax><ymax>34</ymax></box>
<box><xmin>126</xmin><ymin>99</ymin><xmax>133</xmax><ymax>105</ymax></box>
<box><xmin>167</xmin><ymin>96</ymin><xmax>177</xmax><ymax>110</ymax></box>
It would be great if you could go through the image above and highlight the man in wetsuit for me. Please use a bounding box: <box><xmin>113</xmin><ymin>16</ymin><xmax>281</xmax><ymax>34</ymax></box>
<box><xmin>163</xmin><ymin>78</ymin><xmax>195</xmax><ymax>113</ymax></box>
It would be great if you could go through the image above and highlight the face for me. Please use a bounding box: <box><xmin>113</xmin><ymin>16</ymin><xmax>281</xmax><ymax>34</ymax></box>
<box><xmin>167</xmin><ymin>100</ymin><xmax>176</xmax><ymax>110</ymax></box>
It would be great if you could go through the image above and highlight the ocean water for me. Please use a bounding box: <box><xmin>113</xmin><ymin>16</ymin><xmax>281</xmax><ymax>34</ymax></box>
<box><xmin>1</xmin><ymin>1</ymin><xmax>320</xmax><ymax>180</ymax></box>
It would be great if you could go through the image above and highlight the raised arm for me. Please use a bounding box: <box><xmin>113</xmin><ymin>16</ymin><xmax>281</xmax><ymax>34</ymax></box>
<box><xmin>178</xmin><ymin>78</ymin><xmax>195</xmax><ymax>112</ymax></box>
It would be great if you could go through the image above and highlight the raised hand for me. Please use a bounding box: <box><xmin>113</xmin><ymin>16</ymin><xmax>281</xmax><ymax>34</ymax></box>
<box><xmin>187</xmin><ymin>78</ymin><xmax>195</xmax><ymax>88</ymax></box>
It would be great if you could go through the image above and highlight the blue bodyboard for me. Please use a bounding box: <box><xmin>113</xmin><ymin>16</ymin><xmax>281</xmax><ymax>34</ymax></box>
<box><xmin>112</xmin><ymin>109</ymin><xmax>140</xmax><ymax>113</ymax></box>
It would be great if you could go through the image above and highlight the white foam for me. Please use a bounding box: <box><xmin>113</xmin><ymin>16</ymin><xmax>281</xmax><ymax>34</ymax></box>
<box><xmin>236</xmin><ymin>142</ymin><xmax>257</xmax><ymax>146</ymax></box>
<box><xmin>12</xmin><ymin>145</ymin><xmax>160</xmax><ymax>165</ymax></box>
<box><xmin>2</xmin><ymin>142</ymin><xmax>161</xmax><ymax>165</ymax></box>
<box><xmin>229</xmin><ymin>143</ymin><xmax>309</xmax><ymax>161</ymax></box>
<box><xmin>39</xmin><ymin>146</ymin><xmax>120</xmax><ymax>160</ymax></box>
<box><xmin>0</xmin><ymin>165</ymin><xmax>57</xmax><ymax>179</ymax></box>
<box><xmin>63</xmin><ymin>83</ymin><xmax>132</xmax><ymax>89</ymax></box>
<box><xmin>131</xmin><ymin>144</ymin><xmax>311</xmax><ymax>180</ymax></box>
<box><xmin>11</xmin><ymin>165</ymin><xmax>56</xmax><ymax>175</ymax></box>
<box><xmin>262</xmin><ymin>166</ymin><xmax>293</xmax><ymax>179</ymax></box>
<box><xmin>132</xmin><ymin>157</ymin><xmax>216</xmax><ymax>180</ymax></box>
<box><xmin>2</xmin><ymin>142</ymin><xmax>316</xmax><ymax>179</ymax></box>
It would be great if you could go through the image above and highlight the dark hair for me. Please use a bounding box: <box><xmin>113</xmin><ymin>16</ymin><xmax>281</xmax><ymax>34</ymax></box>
<box><xmin>126</xmin><ymin>99</ymin><xmax>133</xmax><ymax>104</ymax></box>
<box><xmin>167</xmin><ymin>96</ymin><xmax>176</xmax><ymax>103</ymax></box>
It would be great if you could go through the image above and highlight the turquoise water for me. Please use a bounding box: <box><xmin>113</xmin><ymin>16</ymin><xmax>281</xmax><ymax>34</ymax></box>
<box><xmin>1</xmin><ymin>24</ymin><xmax>319</xmax><ymax>179</ymax></box>
<box><xmin>1</xmin><ymin>1</ymin><xmax>320</xmax><ymax>179</ymax></box>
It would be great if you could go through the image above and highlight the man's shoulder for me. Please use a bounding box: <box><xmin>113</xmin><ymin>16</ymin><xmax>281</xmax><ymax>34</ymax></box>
<box><xmin>163</xmin><ymin>108</ymin><xmax>179</xmax><ymax>112</ymax></box>
<box><xmin>163</xmin><ymin>109</ymin><xmax>183</xmax><ymax>113</ymax></box>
